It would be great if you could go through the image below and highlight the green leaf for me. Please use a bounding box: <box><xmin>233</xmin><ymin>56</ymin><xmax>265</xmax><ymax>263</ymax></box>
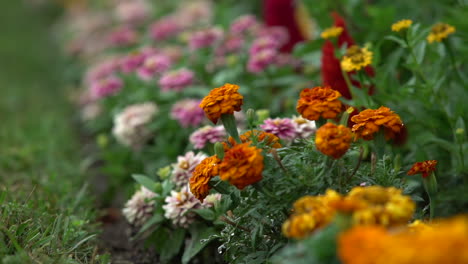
<box><xmin>132</xmin><ymin>174</ymin><xmax>156</xmax><ymax>192</ymax></box>
<box><xmin>384</xmin><ymin>35</ymin><xmax>407</xmax><ymax>48</ymax></box>
<box><xmin>182</xmin><ymin>225</ymin><xmax>217</xmax><ymax>264</ymax></box>
<box><xmin>160</xmin><ymin>228</ymin><xmax>186</xmax><ymax>263</ymax></box>
<box><xmin>137</xmin><ymin>213</ymin><xmax>164</xmax><ymax>235</ymax></box>
<box><xmin>193</xmin><ymin>208</ymin><xmax>215</xmax><ymax>221</ymax></box>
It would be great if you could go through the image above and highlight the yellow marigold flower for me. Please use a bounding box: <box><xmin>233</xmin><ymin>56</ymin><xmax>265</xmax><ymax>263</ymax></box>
<box><xmin>219</xmin><ymin>142</ymin><xmax>263</xmax><ymax>190</ymax></box>
<box><xmin>315</xmin><ymin>123</ymin><xmax>353</xmax><ymax>159</ymax></box>
<box><xmin>427</xmin><ymin>23</ymin><xmax>455</xmax><ymax>43</ymax></box>
<box><xmin>321</xmin><ymin>26</ymin><xmax>343</xmax><ymax>39</ymax></box>
<box><xmin>296</xmin><ymin>86</ymin><xmax>342</xmax><ymax>121</ymax></box>
<box><xmin>339</xmin><ymin>216</ymin><xmax>468</xmax><ymax>264</ymax></box>
<box><xmin>351</xmin><ymin>106</ymin><xmax>403</xmax><ymax>141</ymax></box>
<box><xmin>199</xmin><ymin>83</ymin><xmax>243</xmax><ymax>124</ymax></box>
<box><xmin>189</xmin><ymin>155</ymin><xmax>221</xmax><ymax>202</ymax></box>
<box><xmin>347</xmin><ymin>186</ymin><xmax>415</xmax><ymax>226</ymax></box>
<box><xmin>282</xmin><ymin>186</ymin><xmax>415</xmax><ymax>239</ymax></box>
<box><xmin>340</xmin><ymin>45</ymin><xmax>373</xmax><ymax>72</ymax></box>
<box><xmin>282</xmin><ymin>213</ymin><xmax>318</xmax><ymax>239</ymax></box>
<box><xmin>282</xmin><ymin>194</ymin><xmax>336</xmax><ymax>239</ymax></box>
<box><xmin>407</xmin><ymin>160</ymin><xmax>437</xmax><ymax>178</ymax></box>
<box><xmin>391</xmin><ymin>19</ymin><xmax>413</xmax><ymax>32</ymax></box>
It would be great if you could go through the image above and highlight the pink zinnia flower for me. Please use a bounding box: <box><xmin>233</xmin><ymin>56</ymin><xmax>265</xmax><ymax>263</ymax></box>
<box><xmin>84</xmin><ymin>57</ymin><xmax>119</xmax><ymax>84</ymax></box>
<box><xmin>247</xmin><ymin>48</ymin><xmax>277</xmax><ymax>73</ymax></box>
<box><xmin>189</xmin><ymin>27</ymin><xmax>224</xmax><ymax>50</ymax></box>
<box><xmin>119</xmin><ymin>52</ymin><xmax>145</xmax><ymax>74</ymax></box>
<box><xmin>158</xmin><ymin>68</ymin><xmax>194</xmax><ymax>92</ymax></box>
<box><xmin>230</xmin><ymin>15</ymin><xmax>259</xmax><ymax>35</ymax></box>
<box><xmin>260</xmin><ymin>118</ymin><xmax>297</xmax><ymax>141</ymax></box>
<box><xmin>189</xmin><ymin>125</ymin><xmax>226</xmax><ymax>149</ymax></box>
<box><xmin>107</xmin><ymin>26</ymin><xmax>138</xmax><ymax>47</ymax></box>
<box><xmin>258</xmin><ymin>26</ymin><xmax>290</xmax><ymax>47</ymax></box>
<box><xmin>137</xmin><ymin>54</ymin><xmax>172</xmax><ymax>81</ymax></box>
<box><xmin>249</xmin><ymin>36</ymin><xmax>281</xmax><ymax>54</ymax></box>
<box><xmin>90</xmin><ymin>75</ymin><xmax>123</xmax><ymax>99</ymax></box>
<box><xmin>170</xmin><ymin>99</ymin><xmax>205</xmax><ymax>128</ymax></box>
<box><xmin>122</xmin><ymin>186</ymin><xmax>156</xmax><ymax>226</ymax></box>
<box><xmin>149</xmin><ymin>16</ymin><xmax>182</xmax><ymax>41</ymax></box>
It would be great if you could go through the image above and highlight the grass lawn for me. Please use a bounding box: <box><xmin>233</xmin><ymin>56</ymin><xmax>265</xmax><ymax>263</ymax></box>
<box><xmin>0</xmin><ymin>1</ymin><xmax>105</xmax><ymax>263</ymax></box>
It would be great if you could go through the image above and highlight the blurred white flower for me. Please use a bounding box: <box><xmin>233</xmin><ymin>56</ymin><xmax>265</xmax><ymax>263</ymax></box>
<box><xmin>112</xmin><ymin>102</ymin><xmax>158</xmax><ymax>149</ymax></box>
<box><xmin>292</xmin><ymin>115</ymin><xmax>316</xmax><ymax>139</ymax></box>
<box><xmin>122</xmin><ymin>186</ymin><xmax>156</xmax><ymax>226</ymax></box>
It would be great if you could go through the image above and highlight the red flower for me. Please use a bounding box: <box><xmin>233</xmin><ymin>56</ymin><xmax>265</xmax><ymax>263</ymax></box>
<box><xmin>321</xmin><ymin>13</ymin><xmax>375</xmax><ymax>99</ymax></box>
<box><xmin>263</xmin><ymin>0</ymin><xmax>307</xmax><ymax>52</ymax></box>
<box><xmin>407</xmin><ymin>160</ymin><xmax>438</xmax><ymax>178</ymax></box>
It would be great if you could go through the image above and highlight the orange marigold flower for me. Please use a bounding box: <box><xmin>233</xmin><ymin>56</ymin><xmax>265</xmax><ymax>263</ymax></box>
<box><xmin>223</xmin><ymin>130</ymin><xmax>282</xmax><ymax>151</ymax></box>
<box><xmin>199</xmin><ymin>83</ymin><xmax>243</xmax><ymax>124</ymax></box>
<box><xmin>351</xmin><ymin>106</ymin><xmax>403</xmax><ymax>140</ymax></box>
<box><xmin>296</xmin><ymin>86</ymin><xmax>342</xmax><ymax>121</ymax></box>
<box><xmin>407</xmin><ymin>160</ymin><xmax>437</xmax><ymax>178</ymax></box>
<box><xmin>315</xmin><ymin>122</ymin><xmax>352</xmax><ymax>159</ymax></box>
<box><xmin>339</xmin><ymin>216</ymin><xmax>468</xmax><ymax>264</ymax></box>
<box><xmin>219</xmin><ymin>142</ymin><xmax>263</xmax><ymax>190</ymax></box>
<box><xmin>189</xmin><ymin>155</ymin><xmax>221</xmax><ymax>202</ymax></box>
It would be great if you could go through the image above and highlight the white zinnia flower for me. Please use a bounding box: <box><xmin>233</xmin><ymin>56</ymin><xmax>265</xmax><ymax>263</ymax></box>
<box><xmin>163</xmin><ymin>186</ymin><xmax>221</xmax><ymax>228</ymax></box>
<box><xmin>292</xmin><ymin>115</ymin><xmax>316</xmax><ymax>139</ymax></box>
<box><xmin>112</xmin><ymin>102</ymin><xmax>158</xmax><ymax>149</ymax></box>
<box><xmin>171</xmin><ymin>151</ymin><xmax>207</xmax><ymax>189</ymax></box>
<box><xmin>122</xmin><ymin>186</ymin><xmax>157</xmax><ymax>226</ymax></box>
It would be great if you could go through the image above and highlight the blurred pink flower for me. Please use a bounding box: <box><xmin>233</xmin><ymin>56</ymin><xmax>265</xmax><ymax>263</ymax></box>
<box><xmin>122</xmin><ymin>186</ymin><xmax>156</xmax><ymax>226</ymax></box>
<box><xmin>170</xmin><ymin>99</ymin><xmax>205</xmax><ymax>128</ymax></box>
<box><xmin>189</xmin><ymin>27</ymin><xmax>224</xmax><ymax>50</ymax></box>
<box><xmin>90</xmin><ymin>75</ymin><xmax>123</xmax><ymax>99</ymax></box>
<box><xmin>158</xmin><ymin>68</ymin><xmax>194</xmax><ymax>92</ymax></box>
<box><xmin>258</xmin><ymin>26</ymin><xmax>289</xmax><ymax>47</ymax></box>
<box><xmin>149</xmin><ymin>16</ymin><xmax>182</xmax><ymax>41</ymax></box>
<box><xmin>107</xmin><ymin>26</ymin><xmax>138</xmax><ymax>47</ymax></box>
<box><xmin>189</xmin><ymin>125</ymin><xmax>226</xmax><ymax>149</ymax></box>
<box><xmin>249</xmin><ymin>36</ymin><xmax>281</xmax><ymax>54</ymax></box>
<box><xmin>260</xmin><ymin>117</ymin><xmax>297</xmax><ymax>141</ymax></box>
<box><xmin>230</xmin><ymin>15</ymin><xmax>259</xmax><ymax>35</ymax></box>
<box><xmin>84</xmin><ymin>57</ymin><xmax>120</xmax><ymax>84</ymax></box>
<box><xmin>137</xmin><ymin>54</ymin><xmax>172</xmax><ymax>81</ymax></box>
<box><xmin>119</xmin><ymin>52</ymin><xmax>145</xmax><ymax>74</ymax></box>
<box><xmin>247</xmin><ymin>48</ymin><xmax>277</xmax><ymax>73</ymax></box>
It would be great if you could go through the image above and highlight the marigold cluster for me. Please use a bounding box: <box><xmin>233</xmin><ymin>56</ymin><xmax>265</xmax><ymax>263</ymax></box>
<box><xmin>427</xmin><ymin>23</ymin><xmax>455</xmax><ymax>43</ymax></box>
<box><xmin>407</xmin><ymin>160</ymin><xmax>437</xmax><ymax>178</ymax></box>
<box><xmin>351</xmin><ymin>106</ymin><xmax>403</xmax><ymax>140</ymax></box>
<box><xmin>219</xmin><ymin>142</ymin><xmax>263</xmax><ymax>190</ymax></box>
<box><xmin>199</xmin><ymin>83</ymin><xmax>243</xmax><ymax>124</ymax></box>
<box><xmin>315</xmin><ymin>123</ymin><xmax>353</xmax><ymax>159</ymax></box>
<box><xmin>296</xmin><ymin>86</ymin><xmax>342</xmax><ymax>121</ymax></box>
<box><xmin>346</xmin><ymin>186</ymin><xmax>415</xmax><ymax>226</ymax></box>
<box><xmin>282</xmin><ymin>191</ymin><xmax>337</xmax><ymax>239</ymax></box>
<box><xmin>282</xmin><ymin>186</ymin><xmax>415</xmax><ymax>239</ymax></box>
<box><xmin>320</xmin><ymin>26</ymin><xmax>343</xmax><ymax>39</ymax></box>
<box><xmin>189</xmin><ymin>155</ymin><xmax>221</xmax><ymax>202</ymax></box>
<box><xmin>340</xmin><ymin>45</ymin><xmax>373</xmax><ymax>72</ymax></box>
<box><xmin>391</xmin><ymin>19</ymin><xmax>413</xmax><ymax>32</ymax></box>
<box><xmin>339</xmin><ymin>216</ymin><xmax>468</xmax><ymax>264</ymax></box>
